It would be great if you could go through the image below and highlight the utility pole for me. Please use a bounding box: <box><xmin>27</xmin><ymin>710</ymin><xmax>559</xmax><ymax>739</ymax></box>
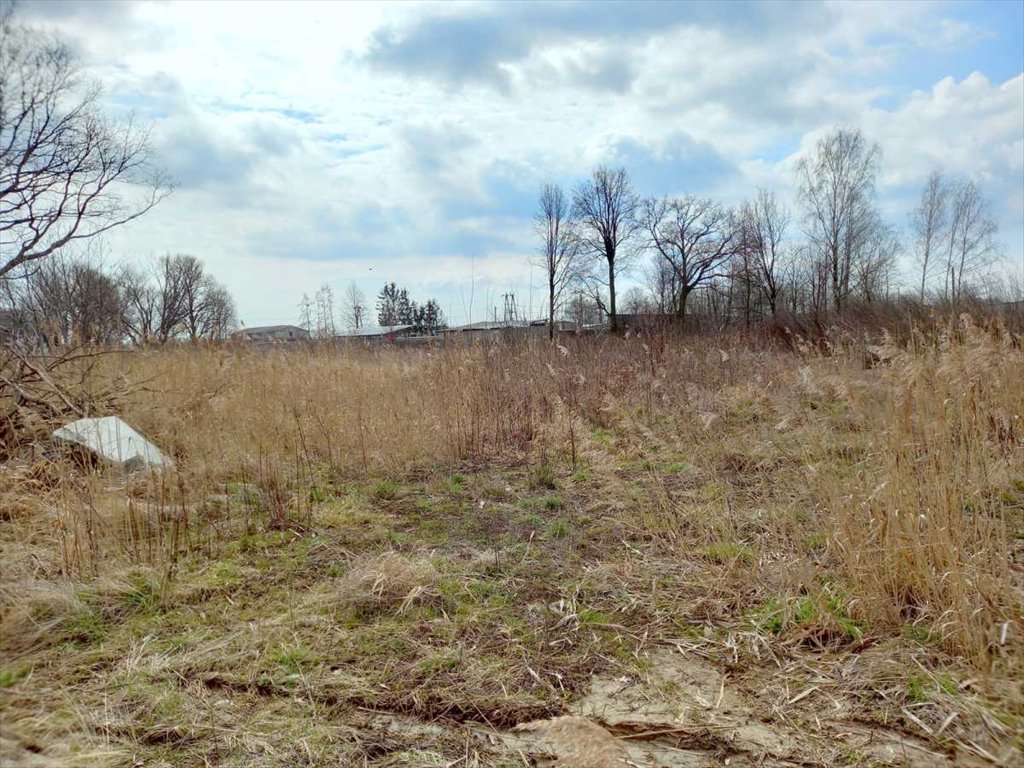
<box><xmin>502</xmin><ymin>292</ymin><xmax>518</xmax><ymax>325</ymax></box>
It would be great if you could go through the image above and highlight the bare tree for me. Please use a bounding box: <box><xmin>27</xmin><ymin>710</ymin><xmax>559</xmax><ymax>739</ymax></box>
<box><xmin>0</xmin><ymin>7</ymin><xmax>169</xmax><ymax>279</ymax></box>
<box><xmin>21</xmin><ymin>253</ymin><xmax>122</xmax><ymax>347</ymax></box>
<box><xmin>787</xmin><ymin>243</ymin><xmax>829</xmax><ymax>317</ymax></box>
<box><xmin>117</xmin><ymin>255</ymin><xmax>233</xmax><ymax>343</ymax></box>
<box><xmin>117</xmin><ymin>263</ymin><xmax>159</xmax><ymax>345</ymax></box>
<box><xmin>180</xmin><ymin>260</ymin><xmax>235</xmax><ymax>341</ymax></box>
<box><xmin>729</xmin><ymin>246</ymin><xmax>757</xmax><ymax>326</ymax></box>
<box><xmin>563</xmin><ymin>289</ymin><xmax>604</xmax><ymax>328</ymax></box>
<box><xmin>797</xmin><ymin>128</ymin><xmax>880</xmax><ymax>312</ymax></box>
<box><xmin>342</xmin><ymin>282</ymin><xmax>366</xmax><ymax>331</ymax></box>
<box><xmin>534</xmin><ymin>182</ymin><xmax>581</xmax><ymax>340</ymax></box>
<box><xmin>641</xmin><ymin>195</ymin><xmax>739</xmax><ymax>320</ymax></box>
<box><xmin>152</xmin><ymin>254</ymin><xmax>191</xmax><ymax>342</ymax></box>
<box><xmin>852</xmin><ymin>218</ymin><xmax>900</xmax><ymax>303</ymax></box>
<box><xmin>193</xmin><ymin>279</ymin><xmax>235</xmax><ymax>340</ymax></box>
<box><xmin>944</xmin><ymin>179</ymin><xmax>997</xmax><ymax>304</ymax></box>
<box><xmin>912</xmin><ymin>170</ymin><xmax>948</xmax><ymax>302</ymax></box>
<box><xmin>314</xmin><ymin>282</ymin><xmax>335</xmax><ymax>338</ymax></box>
<box><xmin>620</xmin><ymin>286</ymin><xmax>655</xmax><ymax>315</ymax></box>
<box><xmin>737</xmin><ymin>189</ymin><xmax>789</xmax><ymax>316</ymax></box>
<box><xmin>642</xmin><ymin>256</ymin><xmax>679</xmax><ymax>314</ymax></box>
<box><xmin>174</xmin><ymin>255</ymin><xmax>206</xmax><ymax>342</ymax></box>
<box><xmin>572</xmin><ymin>166</ymin><xmax>641</xmax><ymax>331</ymax></box>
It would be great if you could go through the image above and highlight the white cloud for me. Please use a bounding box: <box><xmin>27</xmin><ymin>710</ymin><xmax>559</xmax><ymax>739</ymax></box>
<box><xmin>863</xmin><ymin>73</ymin><xmax>1024</xmax><ymax>185</ymax></box>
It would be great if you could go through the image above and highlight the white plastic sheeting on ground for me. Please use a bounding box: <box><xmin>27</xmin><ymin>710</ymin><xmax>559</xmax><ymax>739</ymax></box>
<box><xmin>52</xmin><ymin>416</ymin><xmax>174</xmax><ymax>469</ymax></box>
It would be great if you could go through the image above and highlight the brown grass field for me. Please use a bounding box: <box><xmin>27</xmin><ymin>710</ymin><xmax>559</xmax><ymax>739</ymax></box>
<box><xmin>1</xmin><ymin>316</ymin><xmax>1022</xmax><ymax>766</ymax></box>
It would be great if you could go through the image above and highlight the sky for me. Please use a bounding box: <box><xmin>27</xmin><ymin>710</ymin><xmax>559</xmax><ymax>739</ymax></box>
<box><xmin>15</xmin><ymin>0</ymin><xmax>1024</xmax><ymax>327</ymax></box>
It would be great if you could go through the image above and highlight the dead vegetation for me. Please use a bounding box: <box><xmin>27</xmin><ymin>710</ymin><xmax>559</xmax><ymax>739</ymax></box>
<box><xmin>1</xmin><ymin>317</ymin><xmax>1022</xmax><ymax>766</ymax></box>
<box><xmin>336</xmin><ymin>551</ymin><xmax>442</xmax><ymax>618</ymax></box>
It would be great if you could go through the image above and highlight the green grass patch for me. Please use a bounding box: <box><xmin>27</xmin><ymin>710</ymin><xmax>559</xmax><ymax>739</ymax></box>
<box><xmin>907</xmin><ymin>674</ymin><xmax>929</xmax><ymax>704</ymax></box>
<box><xmin>753</xmin><ymin>597</ymin><xmax>785</xmax><ymax>634</ymax></box>
<box><xmin>466</xmin><ymin>579</ymin><xmax>508</xmax><ymax>603</ymax></box>
<box><xmin>698</xmin><ymin>481</ymin><xmax>727</xmax><ymax>502</ymax></box>
<box><xmin>0</xmin><ymin>663</ymin><xmax>30</xmax><ymax>688</ymax></box>
<box><xmin>752</xmin><ymin>593</ymin><xmax>865</xmax><ymax>642</ymax></box>
<box><xmin>121</xmin><ymin>570</ymin><xmax>162</xmax><ymax>612</ymax></box>
<box><xmin>664</xmin><ymin>462</ymin><xmax>692</xmax><ymax>475</ymax></box>
<box><xmin>373</xmin><ymin>479</ymin><xmax>400</xmax><ymax>500</ymax></box>
<box><xmin>308</xmin><ymin>486</ymin><xmax>332</xmax><ymax>503</ymax></box>
<box><xmin>700</xmin><ymin>541</ymin><xmax>753</xmax><ymax>565</ymax></box>
<box><xmin>418</xmin><ymin>652</ymin><xmax>461</xmax><ymax>674</ymax></box>
<box><xmin>480</xmin><ymin>483</ymin><xmax>510</xmax><ymax>501</ymax></box>
<box><xmin>529</xmin><ymin>464</ymin><xmax>558</xmax><ymax>490</ymax></box>
<box><xmin>570</xmin><ymin>466</ymin><xmax>594</xmax><ymax>483</ymax></box>
<box><xmin>445</xmin><ymin>473</ymin><xmax>466</xmax><ymax>493</ymax></box>
<box><xmin>802</xmin><ymin>533</ymin><xmax>827</xmax><ymax>553</ymax></box>
<box><xmin>273</xmin><ymin>645</ymin><xmax>316</xmax><ymax>675</ymax></box>
<box><xmin>520</xmin><ymin>495</ymin><xmax>565</xmax><ymax>512</ymax></box>
<box><xmin>546</xmin><ymin>519</ymin><xmax>570</xmax><ymax>539</ymax></box>
<box><xmin>62</xmin><ymin>606</ymin><xmax>108</xmax><ymax>647</ymax></box>
<box><xmin>902</xmin><ymin>623</ymin><xmax>934</xmax><ymax>645</ymax></box>
<box><xmin>522</xmin><ymin>513</ymin><xmax>544</xmax><ymax>529</ymax></box>
<box><xmin>577</xmin><ymin>608</ymin><xmax>609</xmax><ymax>627</ymax></box>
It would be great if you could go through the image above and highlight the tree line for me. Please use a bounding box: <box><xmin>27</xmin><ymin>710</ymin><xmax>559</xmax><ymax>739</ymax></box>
<box><xmin>1</xmin><ymin>253</ymin><xmax>236</xmax><ymax>348</ymax></box>
<box><xmin>297</xmin><ymin>282</ymin><xmax>447</xmax><ymax>337</ymax></box>
<box><xmin>534</xmin><ymin>127</ymin><xmax>1005</xmax><ymax>338</ymax></box>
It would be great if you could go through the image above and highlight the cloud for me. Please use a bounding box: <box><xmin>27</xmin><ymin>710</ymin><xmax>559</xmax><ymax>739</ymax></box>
<box><xmin>399</xmin><ymin>121</ymin><xmax>481</xmax><ymax>187</ymax></box>
<box><xmin>863</xmin><ymin>72</ymin><xmax>1024</xmax><ymax>264</ymax></box>
<box><xmin>361</xmin><ymin>1</ymin><xmax>831</xmax><ymax>93</ymax></box>
<box><xmin>152</xmin><ymin>110</ymin><xmax>307</xmax><ymax>191</ymax></box>
<box><xmin>365</xmin><ymin>9</ymin><xmax>528</xmax><ymax>92</ymax></box>
<box><xmin>864</xmin><ymin>73</ymin><xmax>1024</xmax><ymax>187</ymax></box>
<box><xmin>156</xmin><ymin>119</ymin><xmax>255</xmax><ymax>189</ymax></box>
<box><xmin>519</xmin><ymin>41</ymin><xmax>638</xmax><ymax>94</ymax></box>
<box><xmin>603</xmin><ymin>133</ymin><xmax>740</xmax><ymax>198</ymax></box>
<box><xmin>15</xmin><ymin>0</ymin><xmax>141</xmax><ymax>26</ymax></box>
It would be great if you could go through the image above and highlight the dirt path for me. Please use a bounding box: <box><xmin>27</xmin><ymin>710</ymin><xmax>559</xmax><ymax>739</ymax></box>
<box><xmin>501</xmin><ymin>647</ymin><xmax>976</xmax><ymax>767</ymax></box>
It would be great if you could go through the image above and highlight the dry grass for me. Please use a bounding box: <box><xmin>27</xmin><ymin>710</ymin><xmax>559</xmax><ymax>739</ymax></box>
<box><xmin>828</xmin><ymin>319</ymin><xmax>1022</xmax><ymax>664</ymax></box>
<box><xmin>1</xmin><ymin>317</ymin><xmax>1021</xmax><ymax>765</ymax></box>
<box><xmin>336</xmin><ymin>551</ymin><xmax>442</xmax><ymax>617</ymax></box>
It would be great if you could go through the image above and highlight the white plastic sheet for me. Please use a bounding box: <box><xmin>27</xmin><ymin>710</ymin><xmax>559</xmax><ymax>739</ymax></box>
<box><xmin>52</xmin><ymin>416</ymin><xmax>174</xmax><ymax>469</ymax></box>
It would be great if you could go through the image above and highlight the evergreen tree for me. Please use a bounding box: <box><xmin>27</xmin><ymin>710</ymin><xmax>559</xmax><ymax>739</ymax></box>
<box><xmin>396</xmin><ymin>288</ymin><xmax>415</xmax><ymax>325</ymax></box>
<box><xmin>377</xmin><ymin>282</ymin><xmax>400</xmax><ymax>326</ymax></box>
<box><xmin>421</xmin><ymin>299</ymin><xmax>445</xmax><ymax>334</ymax></box>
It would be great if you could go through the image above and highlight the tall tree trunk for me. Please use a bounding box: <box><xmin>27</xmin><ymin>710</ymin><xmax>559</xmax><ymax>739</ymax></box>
<box><xmin>548</xmin><ymin>275</ymin><xmax>555</xmax><ymax>342</ymax></box>
<box><xmin>676</xmin><ymin>287</ymin><xmax>690</xmax><ymax>324</ymax></box>
<box><xmin>831</xmin><ymin>243</ymin><xmax>842</xmax><ymax>313</ymax></box>
<box><xmin>919</xmin><ymin>249</ymin><xmax>929</xmax><ymax>303</ymax></box>
<box><xmin>607</xmin><ymin>255</ymin><xmax>617</xmax><ymax>332</ymax></box>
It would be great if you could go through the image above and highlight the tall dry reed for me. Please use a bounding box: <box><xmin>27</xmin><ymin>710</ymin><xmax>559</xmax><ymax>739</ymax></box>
<box><xmin>4</xmin><ymin>322</ymin><xmax>1020</xmax><ymax>668</ymax></box>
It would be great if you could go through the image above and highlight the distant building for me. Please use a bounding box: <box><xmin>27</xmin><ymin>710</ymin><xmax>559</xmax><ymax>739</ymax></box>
<box><xmin>440</xmin><ymin>320</ymin><xmax>582</xmax><ymax>341</ymax></box>
<box><xmin>335</xmin><ymin>324</ymin><xmax>417</xmax><ymax>341</ymax></box>
<box><xmin>233</xmin><ymin>325</ymin><xmax>310</xmax><ymax>343</ymax></box>
<box><xmin>446</xmin><ymin>320</ymin><xmax>520</xmax><ymax>332</ymax></box>
<box><xmin>443</xmin><ymin>320</ymin><xmax>524</xmax><ymax>341</ymax></box>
